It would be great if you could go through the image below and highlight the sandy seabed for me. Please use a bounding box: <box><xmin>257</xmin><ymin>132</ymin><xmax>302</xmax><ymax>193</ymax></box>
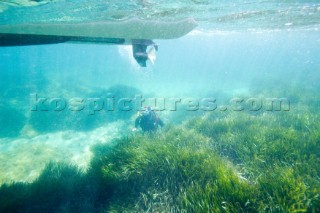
<box><xmin>0</xmin><ymin>121</ymin><xmax>125</xmax><ymax>184</ymax></box>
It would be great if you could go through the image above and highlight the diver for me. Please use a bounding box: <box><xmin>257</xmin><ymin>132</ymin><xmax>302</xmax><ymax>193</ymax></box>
<box><xmin>133</xmin><ymin>106</ymin><xmax>164</xmax><ymax>132</ymax></box>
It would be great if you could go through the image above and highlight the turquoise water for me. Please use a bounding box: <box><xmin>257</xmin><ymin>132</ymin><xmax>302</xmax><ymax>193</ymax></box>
<box><xmin>1</xmin><ymin>0</ymin><xmax>320</xmax><ymax>29</ymax></box>
<box><xmin>0</xmin><ymin>1</ymin><xmax>320</xmax><ymax>212</ymax></box>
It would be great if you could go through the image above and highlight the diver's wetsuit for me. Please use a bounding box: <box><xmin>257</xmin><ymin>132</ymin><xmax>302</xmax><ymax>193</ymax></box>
<box><xmin>135</xmin><ymin>110</ymin><xmax>164</xmax><ymax>132</ymax></box>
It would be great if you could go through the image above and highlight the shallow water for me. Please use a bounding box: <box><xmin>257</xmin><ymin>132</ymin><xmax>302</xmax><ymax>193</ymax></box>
<box><xmin>0</xmin><ymin>1</ymin><xmax>319</xmax><ymax>212</ymax></box>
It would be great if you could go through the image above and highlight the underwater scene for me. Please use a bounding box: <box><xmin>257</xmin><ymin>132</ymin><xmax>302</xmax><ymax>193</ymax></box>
<box><xmin>0</xmin><ymin>0</ymin><xmax>320</xmax><ymax>212</ymax></box>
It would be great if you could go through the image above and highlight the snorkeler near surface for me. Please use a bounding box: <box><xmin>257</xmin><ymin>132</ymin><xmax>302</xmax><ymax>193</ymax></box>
<box><xmin>133</xmin><ymin>106</ymin><xmax>164</xmax><ymax>132</ymax></box>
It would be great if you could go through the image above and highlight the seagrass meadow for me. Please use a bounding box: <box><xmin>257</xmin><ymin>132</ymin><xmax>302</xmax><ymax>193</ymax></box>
<box><xmin>1</xmin><ymin>0</ymin><xmax>320</xmax><ymax>212</ymax></box>
<box><xmin>1</xmin><ymin>103</ymin><xmax>319</xmax><ymax>212</ymax></box>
